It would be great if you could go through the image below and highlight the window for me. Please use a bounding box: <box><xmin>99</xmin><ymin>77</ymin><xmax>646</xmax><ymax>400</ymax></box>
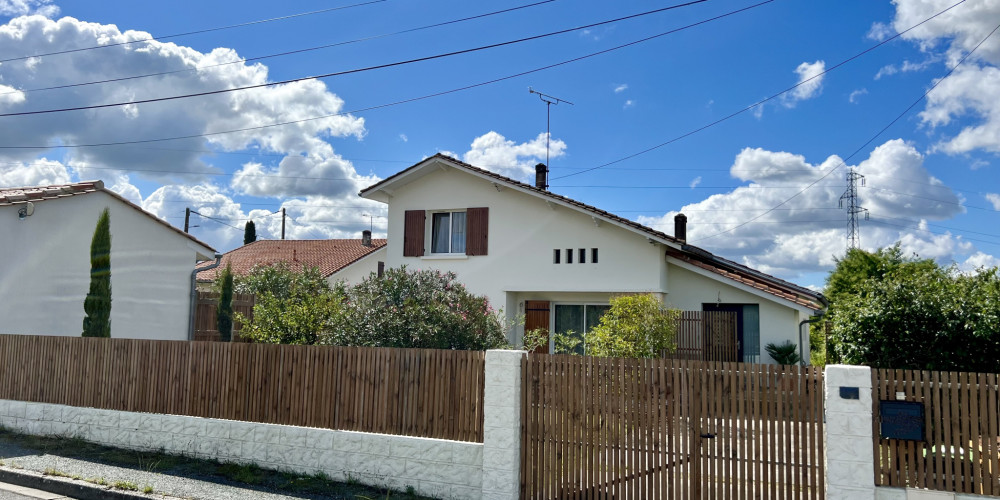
<box><xmin>553</xmin><ymin>249</ymin><xmax>561</xmax><ymax>264</ymax></box>
<box><xmin>566</xmin><ymin>248</ymin><xmax>573</xmax><ymax>264</ymax></box>
<box><xmin>431</xmin><ymin>211</ymin><xmax>466</xmax><ymax>254</ymax></box>
<box><xmin>592</xmin><ymin>248</ymin><xmax>598</xmax><ymax>263</ymax></box>
<box><xmin>552</xmin><ymin>304</ymin><xmax>610</xmax><ymax>355</ymax></box>
<box><xmin>579</xmin><ymin>248</ymin><xmax>586</xmax><ymax>264</ymax></box>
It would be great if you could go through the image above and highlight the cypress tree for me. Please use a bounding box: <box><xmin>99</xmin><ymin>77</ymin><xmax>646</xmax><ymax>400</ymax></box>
<box><xmin>243</xmin><ymin>220</ymin><xmax>256</xmax><ymax>245</ymax></box>
<box><xmin>217</xmin><ymin>263</ymin><xmax>234</xmax><ymax>342</ymax></box>
<box><xmin>82</xmin><ymin>207</ymin><xmax>112</xmax><ymax>337</ymax></box>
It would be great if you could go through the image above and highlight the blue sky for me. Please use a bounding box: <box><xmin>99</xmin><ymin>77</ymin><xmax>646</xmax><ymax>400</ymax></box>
<box><xmin>1</xmin><ymin>0</ymin><xmax>998</xmax><ymax>289</ymax></box>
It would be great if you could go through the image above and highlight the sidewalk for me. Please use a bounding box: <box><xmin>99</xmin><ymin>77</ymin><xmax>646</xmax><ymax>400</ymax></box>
<box><xmin>0</xmin><ymin>429</ymin><xmax>428</xmax><ymax>500</ymax></box>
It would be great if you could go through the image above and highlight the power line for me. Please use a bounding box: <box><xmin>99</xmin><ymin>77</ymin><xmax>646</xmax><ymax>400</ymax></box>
<box><xmin>0</xmin><ymin>0</ymin><xmax>765</xmax><ymax>150</ymax></box>
<box><xmin>0</xmin><ymin>0</ymin><xmax>388</xmax><ymax>65</ymax></box>
<box><xmin>0</xmin><ymin>0</ymin><xmax>558</xmax><ymax>97</ymax></box>
<box><xmin>551</xmin><ymin>0</ymin><xmax>969</xmax><ymax>181</ymax></box>
<box><xmin>693</xmin><ymin>13</ymin><xmax>997</xmax><ymax>243</ymax></box>
<box><xmin>0</xmin><ymin>0</ymin><xmax>715</xmax><ymax>118</ymax></box>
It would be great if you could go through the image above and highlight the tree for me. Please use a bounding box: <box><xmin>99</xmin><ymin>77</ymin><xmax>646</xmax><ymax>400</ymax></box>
<box><xmin>216</xmin><ymin>263</ymin><xmax>234</xmax><ymax>342</ymax></box>
<box><xmin>82</xmin><ymin>208</ymin><xmax>112</xmax><ymax>337</ymax></box>
<box><xmin>243</xmin><ymin>220</ymin><xmax>257</xmax><ymax>245</ymax></box>
<box><xmin>321</xmin><ymin>267</ymin><xmax>510</xmax><ymax>350</ymax></box>
<box><xmin>585</xmin><ymin>294</ymin><xmax>679</xmax><ymax>358</ymax></box>
<box><xmin>829</xmin><ymin>258</ymin><xmax>1000</xmax><ymax>372</ymax></box>
<box><xmin>235</xmin><ymin>263</ymin><xmax>338</xmax><ymax>345</ymax></box>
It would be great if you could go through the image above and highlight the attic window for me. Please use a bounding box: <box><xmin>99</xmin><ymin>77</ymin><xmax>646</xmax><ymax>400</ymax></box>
<box><xmin>579</xmin><ymin>248</ymin><xmax>586</xmax><ymax>264</ymax></box>
<box><xmin>592</xmin><ymin>248</ymin><xmax>599</xmax><ymax>263</ymax></box>
<box><xmin>553</xmin><ymin>249</ymin><xmax>561</xmax><ymax>264</ymax></box>
<box><xmin>566</xmin><ymin>248</ymin><xmax>573</xmax><ymax>264</ymax></box>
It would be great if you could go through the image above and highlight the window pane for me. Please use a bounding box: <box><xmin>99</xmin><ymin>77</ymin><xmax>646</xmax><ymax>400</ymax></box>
<box><xmin>554</xmin><ymin>304</ymin><xmax>585</xmax><ymax>355</ymax></box>
<box><xmin>451</xmin><ymin>211</ymin><xmax>466</xmax><ymax>254</ymax></box>
<box><xmin>431</xmin><ymin>213</ymin><xmax>450</xmax><ymax>253</ymax></box>
<box><xmin>585</xmin><ymin>305</ymin><xmax>610</xmax><ymax>334</ymax></box>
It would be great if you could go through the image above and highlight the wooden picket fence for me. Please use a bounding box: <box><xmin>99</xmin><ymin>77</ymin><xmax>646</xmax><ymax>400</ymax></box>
<box><xmin>193</xmin><ymin>291</ymin><xmax>255</xmax><ymax>342</ymax></box>
<box><xmin>0</xmin><ymin>335</ymin><xmax>485</xmax><ymax>442</ymax></box>
<box><xmin>873</xmin><ymin>368</ymin><xmax>1000</xmax><ymax>496</ymax></box>
<box><xmin>667</xmin><ymin>311</ymin><xmax>738</xmax><ymax>362</ymax></box>
<box><xmin>521</xmin><ymin>355</ymin><xmax>825</xmax><ymax>499</ymax></box>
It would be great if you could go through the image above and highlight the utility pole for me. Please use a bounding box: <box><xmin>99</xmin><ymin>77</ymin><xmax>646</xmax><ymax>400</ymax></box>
<box><xmin>528</xmin><ymin>88</ymin><xmax>573</xmax><ymax>168</ymax></box>
<box><xmin>281</xmin><ymin>207</ymin><xmax>286</xmax><ymax>240</ymax></box>
<box><xmin>839</xmin><ymin>168</ymin><xmax>869</xmax><ymax>249</ymax></box>
<box><xmin>184</xmin><ymin>207</ymin><xmax>190</xmax><ymax>233</ymax></box>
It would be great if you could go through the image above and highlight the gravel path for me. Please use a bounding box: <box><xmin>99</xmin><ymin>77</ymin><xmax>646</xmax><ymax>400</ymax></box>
<box><xmin>0</xmin><ymin>438</ymin><xmax>374</xmax><ymax>500</ymax></box>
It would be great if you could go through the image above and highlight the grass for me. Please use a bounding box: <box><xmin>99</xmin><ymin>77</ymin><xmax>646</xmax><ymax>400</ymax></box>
<box><xmin>0</xmin><ymin>427</ymin><xmax>431</xmax><ymax>499</ymax></box>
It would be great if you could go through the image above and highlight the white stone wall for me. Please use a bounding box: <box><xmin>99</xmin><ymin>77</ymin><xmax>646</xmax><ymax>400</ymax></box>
<box><xmin>825</xmin><ymin>364</ymin><xmax>876</xmax><ymax>500</ymax></box>
<box><xmin>482</xmin><ymin>350</ymin><xmax>524</xmax><ymax>500</ymax></box>
<box><xmin>0</xmin><ymin>399</ymin><xmax>483</xmax><ymax>500</ymax></box>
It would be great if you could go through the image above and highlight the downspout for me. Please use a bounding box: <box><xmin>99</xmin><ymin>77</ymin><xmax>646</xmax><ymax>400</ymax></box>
<box><xmin>798</xmin><ymin>311</ymin><xmax>825</xmax><ymax>366</ymax></box>
<box><xmin>189</xmin><ymin>253</ymin><xmax>222</xmax><ymax>341</ymax></box>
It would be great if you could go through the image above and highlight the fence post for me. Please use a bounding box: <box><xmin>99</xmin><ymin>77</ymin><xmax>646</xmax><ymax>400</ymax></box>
<box><xmin>482</xmin><ymin>349</ymin><xmax>525</xmax><ymax>500</ymax></box>
<box><xmin>825</xmin><ymin>364</ymin><xmax>875</xmax><ymax>500</ymax></box>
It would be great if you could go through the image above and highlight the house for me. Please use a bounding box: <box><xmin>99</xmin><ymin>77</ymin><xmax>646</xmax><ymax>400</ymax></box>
<box><xmin>360</xmin><ymin>154</ymin><xmax>826</xmax><ymax>363</ymax></box>
<box><xmin>0</xmin><ymin>180</ymin><xmax>216</xmax><ymax>341</ymax></box>
<box><xmin>195</xmin><ymin>233</ymin><xmax>387</xmax><ymax>289</ymax></box>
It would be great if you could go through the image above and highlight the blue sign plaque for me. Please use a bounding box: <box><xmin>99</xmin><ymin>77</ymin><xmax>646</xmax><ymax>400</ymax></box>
<box><xmin>879</xmin><ymin>400</ymin><xmax>925</xmax><ymax>441</ymax></box>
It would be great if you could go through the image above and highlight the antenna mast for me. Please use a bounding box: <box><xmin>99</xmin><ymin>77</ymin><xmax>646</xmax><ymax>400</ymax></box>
<box><xmin>528</xmin><ymin>87</ymin><xmax>573</xmax><ymax>167</ymax></box>
<box><xmin>838</xmin><ymin>168</ymin><xmax>869</xmax><ymax>249</ymax></box>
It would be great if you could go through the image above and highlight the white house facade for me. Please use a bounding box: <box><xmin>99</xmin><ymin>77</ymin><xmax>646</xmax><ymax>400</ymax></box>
<box><xmin>361</xmin><ymin>154</ymin><xmax>826</xmax><ymax>364</ymax></box>
<box><xmin>0</xmin><ymin>181</ymin><xmax>216</xmax><ymax>341</ymax></box>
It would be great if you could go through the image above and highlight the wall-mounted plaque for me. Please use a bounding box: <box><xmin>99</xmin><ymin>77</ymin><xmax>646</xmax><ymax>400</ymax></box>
<box><xmin>879</xmin><ymin>400</ymin><xmax>925</xmax><ymax>441</ymax></box>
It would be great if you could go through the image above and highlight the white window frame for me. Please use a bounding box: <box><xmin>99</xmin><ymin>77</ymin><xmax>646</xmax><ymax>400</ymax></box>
<box><xmin>428</xmin><ymin>210</ymin><xmax>467</xmax><ymax>255</ymax></box>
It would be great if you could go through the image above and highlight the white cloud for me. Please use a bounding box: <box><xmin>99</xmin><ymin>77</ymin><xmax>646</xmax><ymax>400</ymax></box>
<box><xmin>636</xmin><ymin>139</ymin><xmax>966</xmax><ymax>277</ymax></box>
<box><xmin>614</xmin><ymin>84</ymin><xmax>628</xmax><ymax>93</ymax></box>
<box><xmin>874</xmin><ymin>64</ymin><xmax>898</xmax><ymax>80</ymax></box>
<box><xmin>0</xmin><ymin>157</ymin><xmax>70</xmax><ymax>186</ymax></box>
<box><xmin>971</xmin><ymin>159</ymin><xmax>989</xmax><ymax>170</ymax></box>
<box><xmin>785</xmin><ymin>60</ymin><xmax>825</xmax><ymax>106</ymax></box>
<box><xmin>0</xmin><ymin>0</ymin><xmax>57</xmax><ymax>17</ymax></box>
<box><xmin>0</xmin><ymin>15</ymin><xmax>365</xmax><ymax>186</ymax></box>
<box><xmin>922</xmin><ymin>64</ymin><xmax>1000</xmax><ymax>154</ymax></box>
<box><xmin>399</xmin><ymin>133</ymin><xmax>408</xmax><ymax>142</ymax></box>
<box><xmin>623</xmin><ymin>99</ymin><xmax>635</xmax><ymax>109</ymax></box>
<box><xmin>460</xmin><ymin>131</ymin><xmax>566</xmax><ymax>181</ymax></box>
<box><xmin>848</xmin><ymin>88</ymin><xmax>868</xmax><ymax>104</ymax></box>
<box><xmin>986</xmin><ymin>193</ymin><xmax>1000</xmax><ymax>210</ymax></box>
<box><xmin>689</xmin><ymin>176</ymin><xmax>702</xmax><ymax>189</ymax></box>
<box><xmin>891</xmin><ymin>0</ymin><xmax>1000</xmax><ymax>65</ymax></box>
<box><xmin>230</xmin><ymin>146</ymin><xmax>377</xmax><ymax>199</ymax></box>
<box><xmin>867</xmin><ymin>22</ymin><xmax>894</xmax><ymax>41</ymax></box>
<box><xmin>960</xmin><ymin>251</ymin><xmax>1000</xmax><ymax>272</ymax></box>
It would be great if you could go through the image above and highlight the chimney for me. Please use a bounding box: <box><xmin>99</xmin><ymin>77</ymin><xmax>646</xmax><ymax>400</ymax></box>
<box><xmin>535</xmin><ymin>163</ymin><xmax>548</xmax><ymax>190</ymax></box>
<box><xmin>362</xmin><ymin>229</ymin><xmax>372</xmax><ymax>247</ymax></box>
<box><xmin>674</xmin><ymin>213</ymin><xmax>687</xmax><ymax>242</ymax></box>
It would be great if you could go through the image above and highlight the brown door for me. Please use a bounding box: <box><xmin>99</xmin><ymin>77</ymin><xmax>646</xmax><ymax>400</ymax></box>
<box><xmin>524</xmin><ymin>300</ymin><xmax>550</xmax><ymax>354</ymax></box>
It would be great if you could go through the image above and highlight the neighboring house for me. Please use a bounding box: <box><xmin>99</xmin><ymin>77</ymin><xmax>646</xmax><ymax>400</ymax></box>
<box><xmin>360</xmin><ymin>154</ymin><xmax>826</xmax><ymax>363</ymax></box>
<box><xmin>0</xmin><ymin>180</ymin><xmax>216</xmax><ymax>341</ymax></box>
<box><xmin>195</xmin><ymin>233</ymin><xmax>387</xmax><ymax>289</ymax></box>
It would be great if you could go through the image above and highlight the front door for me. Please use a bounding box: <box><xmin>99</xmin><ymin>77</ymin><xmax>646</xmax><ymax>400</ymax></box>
<box><xmin>524</xmin><ymin>300</ymin><xmax>550</xmax><ymax>354</ymax></box>
<box><xmin>702</xmin><ymin>304</ymin><xmax>743</xmax><ymax>361</ymax></box>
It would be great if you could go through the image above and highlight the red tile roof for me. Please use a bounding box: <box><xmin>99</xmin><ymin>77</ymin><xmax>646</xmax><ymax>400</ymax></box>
<box><xmin>361</xmin><ymin>153</ymin><xmax>826</xmax><ymax>311</ymax></box>
<box><xmin>196</xmin><ymin>239</ymin><xmax>387</xmax><ymax>282</ymax></box>
<box><xmin>1</xmin><ymin>180</ymin><xmax>215</xmax><ymax>254</ymax></box>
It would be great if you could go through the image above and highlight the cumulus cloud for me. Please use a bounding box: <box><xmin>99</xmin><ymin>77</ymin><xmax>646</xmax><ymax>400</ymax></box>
<box><xmin>848</xmin><ymin>88</ymin><xmax>868</xmax><ymax>103</ymax></box>
<box><xmin>459</xmin><ymin>131</ymin><xmax>566</xmax><ymax>181</ymax></box>
<box><xmin>0</xmin><ymin>157</ymin><xmax>70</xmax><ymax>186</ymax></box>
<box><xmin>867</xmin><ymin>22</ymin><xmax>894</xmax><ymax>41</ymax></box>
<box><xmin>986</xmin><ymin>193</ymin><xmax>1000</xmax><ymax>210</ymax></box>
<box><xmin>0</xmin><ymin>0</ymin><xmax>57</xmax><ymax>17</ymax></box>
<box><xmin>623</xmin><ymin>99</ymin><xmax>635</xmax><ymax>109</ymax></box>
<box><xmin>614</xmin><ymin>84</ymin><xmax>628</xmax><ymax>93</ymax></box>
<box><xmin>637</xmin><ymin>139</ymin><xmax>970</xmax><ymax>277</ymax></box>
<box><xmin>784</xmin><ymin>60</ymin><xmax>825</xmax><ymax>106</ymax></box>
<box><xmin>960</xmin><ymin>251</ymin><xmax>1000</xmax><ymax>272</ymax></box>
<box><xmin>689</xmin><ymin>176</ymin><xmax>702</xmax><ymax>189</ymax></box>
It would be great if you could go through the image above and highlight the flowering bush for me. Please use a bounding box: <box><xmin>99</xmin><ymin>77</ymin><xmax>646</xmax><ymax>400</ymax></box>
<box><xmin>320</xmin><ymin>267</ymin><xmax>509</xmax><ymax>350</ymax></box>
<box><xmin>234</xmin><ymin>263</ymin><xmax>343</xmax><ymax>345</ymax></box>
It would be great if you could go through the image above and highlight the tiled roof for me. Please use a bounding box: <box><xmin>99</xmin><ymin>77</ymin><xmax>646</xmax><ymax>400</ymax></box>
<box><xmin>361</xmin><ymin>153</ymin><xmax>825</xmax><ymax>311</ymax></box>
<box><xmin>1</xmin><ymin>180</ymin><xmax>215</xmax><ymax>255</ymax></box>
<box><xmin>196</xmin><ymin>238</ymin><xmax>387</xmax><ymax>282</ymax></box>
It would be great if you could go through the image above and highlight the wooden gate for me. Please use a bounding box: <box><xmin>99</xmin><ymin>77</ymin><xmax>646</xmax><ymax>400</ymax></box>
<box><xmin>520</xmin><ymin>355</ymin><xmax>825</xmax><ymax>499</ymax></box>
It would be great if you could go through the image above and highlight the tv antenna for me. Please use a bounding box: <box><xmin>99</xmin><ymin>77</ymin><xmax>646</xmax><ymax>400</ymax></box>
<box><xmin>529</xmin><ymin>87</ymin><xmax>573</xmax><ymax>167</ymax></box>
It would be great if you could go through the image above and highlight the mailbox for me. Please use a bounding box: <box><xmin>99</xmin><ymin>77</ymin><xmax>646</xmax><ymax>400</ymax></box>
<box><xmin>879</xmin><ymin>400</ymin><xmax>925</xmax><ymax>441</ymax></box>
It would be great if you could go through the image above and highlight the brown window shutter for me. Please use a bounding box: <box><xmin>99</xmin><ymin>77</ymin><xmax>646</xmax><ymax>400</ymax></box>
<box><xmin>466</xmin><ymin>207</ymin><xmax>489</xmax><ymax>256</ymax></box>
<box><xmin>403</xmin><ymin>210</ymin><xmax>425</xmax><ymax>257</ymax></box>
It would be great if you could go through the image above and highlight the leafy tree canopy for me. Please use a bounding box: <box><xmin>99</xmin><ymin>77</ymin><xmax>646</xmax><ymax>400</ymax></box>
<box><xmin>827</xmin><ymin>246</ymin><xmax>1000</xmax><ymax>372</ymax></box>
<box><xmin>586</xmin><ymin>294</ymin><xmax>679</xmax><ymax>358</ymax></box>
<box><xmin>234</xmin><ymin>262</ymin><xmax>339</xmax><ymax>345</ymax></box>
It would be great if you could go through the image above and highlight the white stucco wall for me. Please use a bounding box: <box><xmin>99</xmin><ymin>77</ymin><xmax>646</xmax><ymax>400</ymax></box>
<box><xmin>0</xmin><ymin>192</ymin><xmax>212</xmax><ymax>340</ymax></box>
<box><xmin>327</xmin><ymin>246</ymin><xmax>386</xmax><ymax>287</ymax></box>
<box><xmin>667</xmin><ymin>263</ymin><xmax>811</xmax><ymax>362</ymax></box>
<box><xmin>382</xmin><ymin>167</ymin><xmax>666</xmax><ymax>316</ymax></box>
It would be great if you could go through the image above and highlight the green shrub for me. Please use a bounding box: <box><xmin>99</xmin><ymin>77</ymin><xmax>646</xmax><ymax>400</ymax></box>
<box><xmin>765</xmin><ymin>341</ymin><xmax>801</xmax><ymax>365</ymax></box>
<box><xmin>216</xmin><ymin>263</ymin><xmax>234</xmax><ymax>342</ymax></box>
<box><xmin>235</xmin><ymin>263</ymin><xmax>340</xmax><ymax>345</ymax></box>
<box><xmin>586</xmin><ymin>294</ymin><xmax>679</xmax><ymax>358</ymax></box>
<box><xmin>82</xmin><ymin>207</ymin><xmax>111</xmax><ymax>337</ymax></box>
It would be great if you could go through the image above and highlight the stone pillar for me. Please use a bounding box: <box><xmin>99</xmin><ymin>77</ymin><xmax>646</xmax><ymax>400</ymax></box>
<box><xmin>825</xmin><ymin>364</ymin><xmax>876</xmax><ymax>500</ymax></box>
<box><xmin>482</xmin><ymin>349</ymin><xmax>525</xmax><ymax>500</ymax></box>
